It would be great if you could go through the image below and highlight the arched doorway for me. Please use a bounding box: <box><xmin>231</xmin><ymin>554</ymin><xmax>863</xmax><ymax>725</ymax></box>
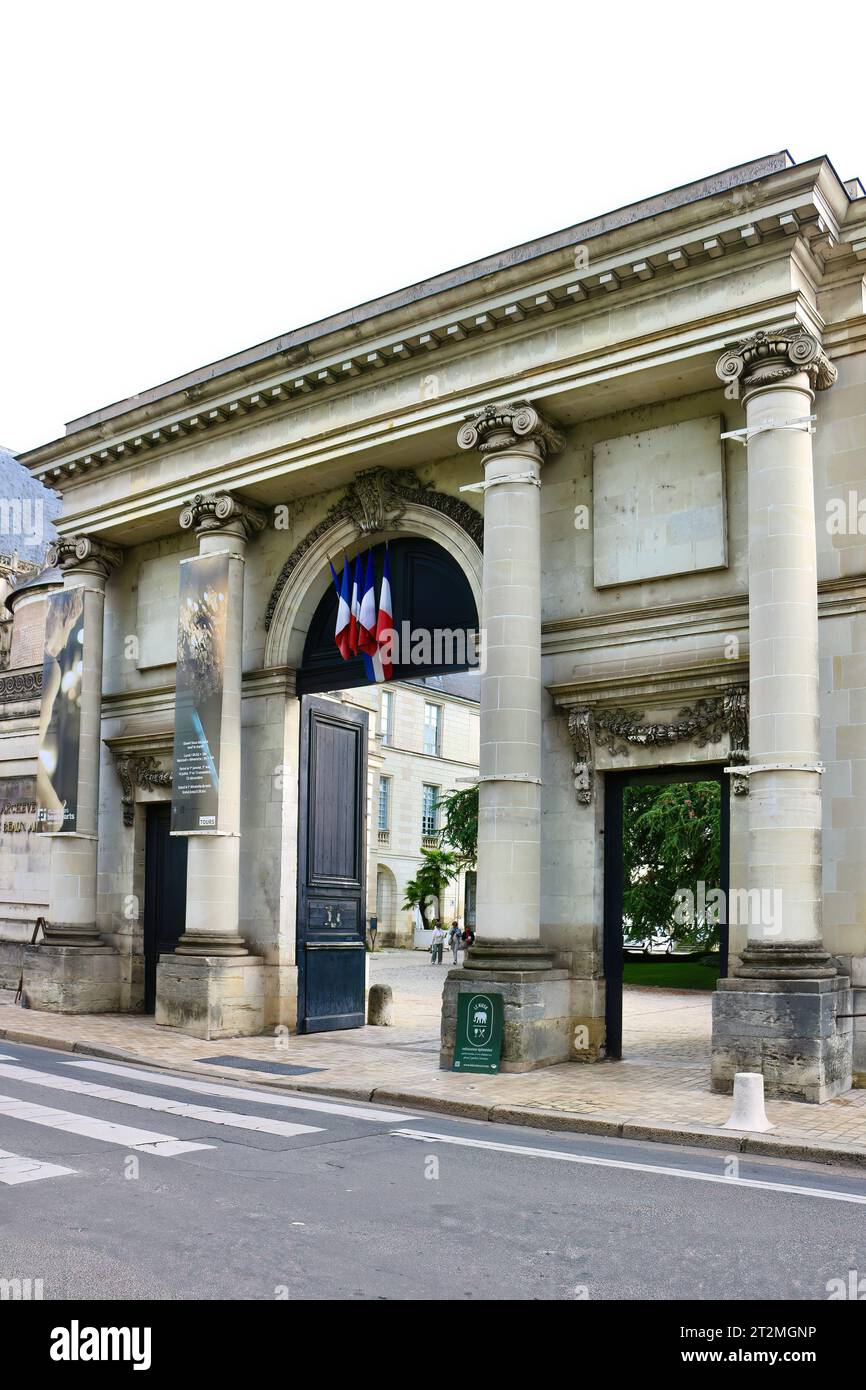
<box><xmin>376</xmin><ymin>865</ymin><xmax>397</xmax><ymax>945</ymax></box>
<box><xmin>278</xmin><ymin>522</ymin><xmax>481</xmax><ymax>1033</ymax></box>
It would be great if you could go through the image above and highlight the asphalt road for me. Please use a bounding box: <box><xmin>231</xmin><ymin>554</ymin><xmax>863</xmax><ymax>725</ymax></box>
<box><xmin>1</xmin><ymin>1038</ymin><xmax>864</xmax><ymax>1301</ymax></box>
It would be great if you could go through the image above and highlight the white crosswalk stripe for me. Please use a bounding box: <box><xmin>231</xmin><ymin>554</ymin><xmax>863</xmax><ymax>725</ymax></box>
<box><xmin>0</xmin><ymin>1093</ymin><xmax>212</xmax><ymax>1154</ymax></box>
<box><xmin>66</xmin><ymin>1058</ymin><xmax>416</xmax><ymax>1122</ymax></box>
<box><xmin>0</xmin><ymin>1146</ymin><xmax>76</xmax><ymax>1185</ymax></box>
<box><xmin>0</xmin><ymin>1062</ymin><xmax>324</xmax><ymax>1139</ymax></box>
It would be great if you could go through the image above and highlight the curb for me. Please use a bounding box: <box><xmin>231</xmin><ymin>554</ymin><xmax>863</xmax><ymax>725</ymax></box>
<box><xmin>4</xmin><ymin>1023</ymin><xmax>866</xmax><ymax>1171</ymax></box>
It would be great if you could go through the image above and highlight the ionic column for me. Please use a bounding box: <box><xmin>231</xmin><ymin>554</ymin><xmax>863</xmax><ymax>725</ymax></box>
<box><xmin>456</xmin><ymin>401</ymin><xmax>564</xmax><ymax>970</ymax></box>
<box><xmin>717</xmin><ymin>329</ymin><xmax>837</xmax><ymax>975</ymax></box>
<box><xmin>42</xmin><ymin>536</ymin><xmax>123</xmax><ymax>946</ymax></box>
<box><xmin>173</xmin><ymin>492</ymin><xmax>265</xmax><ymax>955</ymax></box>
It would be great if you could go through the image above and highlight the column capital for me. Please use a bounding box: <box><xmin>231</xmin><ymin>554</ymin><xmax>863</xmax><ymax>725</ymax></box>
<box><xmin>46</xmin><ymin>535</ymin><xmax>124</xmax><ymax>578</ymax></box>
<box><xmin>716</xmin><ymin>327</ymin><xmax>837</xmax><ymax>394</ymax></box>
<box><xmin>457</xmin><ymin>399</ymin><xmax>565</xmax><ymax>460</ymax></box>
<box><xmin>179</xmin><ymin>491</ymin><xmax>267</xmax><ymax>540</ymax></box>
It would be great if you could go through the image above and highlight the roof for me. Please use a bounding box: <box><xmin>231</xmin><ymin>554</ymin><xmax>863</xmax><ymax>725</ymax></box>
<box><xmin>57</xmin><ymin>152</ymin><xmax>804</xmax><ymax>439</ymax></box>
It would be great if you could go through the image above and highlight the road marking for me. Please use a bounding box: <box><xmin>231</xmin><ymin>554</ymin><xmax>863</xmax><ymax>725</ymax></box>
<box><xmin>64</xmin><ymin>1058</ymin><xmax>416</xmax><ymax>1122</ymax></box>
<box><xmin>0</xmin><ymin>1063</ymin><xmax>323</xmax><ymax>1139</ymax></box>
<box><xmin>0</xmin><ymin>1147</ymin><xmax>76</xmax><ymax>1185</ymax></box>
<box><xmin>390</xmin><ymin>1129</ymin><xmax>866</xmax><ymax>1207</ymax></box>
<box><xmin>0</xmin><ymin>1093</ymin><xmax>211</xmax><ymax>1154</ymax></box>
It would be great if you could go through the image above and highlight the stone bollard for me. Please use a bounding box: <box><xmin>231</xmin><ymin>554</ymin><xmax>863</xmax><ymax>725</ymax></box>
<box><xmin>722</xmin><ymin>1072</ymin><xmax>774</xmax><ymax>1132</ymax></box>
<box><xmin>367</xmin><ymin>983</ymin><xmax>394</xmax><ymax>1027</ymax></box>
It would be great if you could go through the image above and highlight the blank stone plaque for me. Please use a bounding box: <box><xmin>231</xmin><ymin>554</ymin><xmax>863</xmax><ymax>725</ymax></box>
<box><xmin>592</xmin><ymin>415</ymin><xmax>727</xmax><ymax>587</ymax></box>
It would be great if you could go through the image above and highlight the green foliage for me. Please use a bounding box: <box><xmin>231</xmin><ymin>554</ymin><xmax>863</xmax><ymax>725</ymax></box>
<box><xmin>436</xmin><ymin>786</ymin><xmax>478</xmax><ymax>868</ymax></box>
<box><xmin>622</xmin><ymin>781</ymin><xmax>721</xmax><ymax>949</ymax></box>
<box><xmin>403</xmin><ymin>847</ymin><xmax>461</xmax><ymax>926</ymax></box>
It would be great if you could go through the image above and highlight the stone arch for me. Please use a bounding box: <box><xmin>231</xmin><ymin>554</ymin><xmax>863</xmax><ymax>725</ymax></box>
<box><xmin>375</xmin><ymin>863</ymin><xmax>398</xmax><ymax>942</ymax></box>
<box><xmin>264</xmin><ymin>500</ymin><xmax>483</xmax><ymax>670</ymax></box>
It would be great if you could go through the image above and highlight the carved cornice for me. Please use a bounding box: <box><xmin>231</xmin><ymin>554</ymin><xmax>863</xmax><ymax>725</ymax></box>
<box><xmin>112</xmin><ymin>752</ymin><xmax>173</xmax><ymax>827</ymax></box>
<box><xmin>264</xmin><ymin>468</ymin><xmax>483</xmax><ymax>630</ymax></box>
<box><xmin>46</xmin><ymin>535</ymin><xmax>124</xmax><ymax>577</ymax></box>
<box><xmin>716</xmin><ymin>328</ymin><xmax>837</xmax><ymax>394</ymax></box>
<box><xmin>179</xmin><ymin>491</ymin><xmax>267</xmax><ymax>539</ymax></box>
<box><xmin>457</xmin><ymin>400</ymin><xmax>565</xmax><ymax>459</ymax></box>
<box><xmin>567</xmin><ymin>685</ymin><xmax>749</xmax><ymax>803</ymax></box>
<box><xmin>0</xmin><ymin>668</ymin><xmax>43</xmax><ymax>704</ymax></box>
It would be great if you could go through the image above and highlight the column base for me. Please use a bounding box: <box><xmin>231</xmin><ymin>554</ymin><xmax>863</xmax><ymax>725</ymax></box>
<box><xmin>440</xmin><ymin>945</ymin><xmax>574</xmax><ymax>1072</ymax></box>
<box><xmin>21</xmin><ymin>943</ymin><xmax>122</xmax><ymax>1014</ymax></box>
<box><xmin>711</xmin><ymin>975</ymin><xmax>853</xmax><ymax>1103</ymax></box>
<box><xmin>155</xmin><ymin>953</ymin><xmax>265</xmax><ymax>1039</ymax></box>
<box><xmin>462</xmin><ymin>940</ymin><xmax>557</xmax><ymax>972</ymax></box>
<box><xmin>735</xmin><ymin>942</ymin><xmax>837</xmax><ymax>979</ymax></box>
<box><xmin>174</xmin><ymin>935</ymin><xmax>249</xmax><ymax>957</ymax></box>
<box><xmin>41</xmin><ymin>923</ymin><xmax>105</xmax><ymax>949</ymax></box>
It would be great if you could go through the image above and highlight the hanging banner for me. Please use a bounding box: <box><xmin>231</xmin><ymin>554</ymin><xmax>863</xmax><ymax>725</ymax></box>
<box><xmin>171</xmin><ymin>553</ymin><xmax>229</xmax><ymax>833</ymax></box>
<box><xmin>36</xmin><ymin>588</ymin><xmax>84</xmax><ymax>833</ymax></box>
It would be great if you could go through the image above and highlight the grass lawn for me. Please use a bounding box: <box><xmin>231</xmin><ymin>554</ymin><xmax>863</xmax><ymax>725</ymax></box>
<box><xmin>622</xmin><ymin>959</ymin><xmax>719</xmax><ymax>991</ymax></box>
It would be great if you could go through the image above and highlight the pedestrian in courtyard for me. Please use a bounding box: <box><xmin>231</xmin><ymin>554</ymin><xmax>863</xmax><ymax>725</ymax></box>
<box><xmin>448</xmin><ymin>921</ymin><xmax>462</xmax><ymax>964</ymax></box>
<box><xmin>430</xmin><ymin>923</ymin><xmax>446</xmax><ymax>965</ymax></box>
<box><xmin>462</xmin><ymin>924</ymin><xmax>475</xmax><ymax>950</ymax></box>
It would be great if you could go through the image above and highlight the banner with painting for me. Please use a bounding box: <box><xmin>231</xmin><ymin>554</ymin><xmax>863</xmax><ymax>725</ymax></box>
<box><xmin>171</xmin><ymin>553</ymin><xmax>229</xmax><ymax>833</ymax></box>
<box><xmin>36</xmin><ymin>588</ymin><xmax>84</xmax><ymax>833</ymax></box>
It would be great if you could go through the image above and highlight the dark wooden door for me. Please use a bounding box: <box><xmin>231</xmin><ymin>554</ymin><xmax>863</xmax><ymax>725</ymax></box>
<box><xmin>143</xmin><ymin>803</ymin><xmax>188</xmax><ymax>1014</ymax></box>
<box><xmin>297</xmin><ymin>696</ymin><xmax>368</xmax><ymax>1033</ymax></box>
<box><xmin>603</xmin><ymin>763</ymin><xmax>730</xmax><ymax>1059</ymax></box>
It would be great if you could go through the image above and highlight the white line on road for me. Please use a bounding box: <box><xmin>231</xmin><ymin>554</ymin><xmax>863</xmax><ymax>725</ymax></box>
<box><xmin>64</xmin><ymin>1058</ymin><xmax>417</xmax><ymax>1123</ymax></box>
<box><xmin>390</xmin><ymin>1129</ymin><xmax>866</xmax><ymax>1207</ymax></box>
<box><xmin>0</xmin><ymin>1147</ymin><xmax>76</xmax><ymax>1185</ymax></box>
<box><xmin>0</xmin><ymin>1063</ymin><xmax>323</xmax><ymax>1139</ymax></box>
<box><xmin>0</xmin><ymin>1093</ymin><xmax>212</xmax><ymax>1154</ymax></box>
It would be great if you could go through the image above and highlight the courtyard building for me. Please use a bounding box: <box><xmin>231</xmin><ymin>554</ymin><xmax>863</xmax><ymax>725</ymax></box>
<box><xmin>0</xmin><ymin>150</ymin><xmax>864</xmax><ymax>1102</ymax></box>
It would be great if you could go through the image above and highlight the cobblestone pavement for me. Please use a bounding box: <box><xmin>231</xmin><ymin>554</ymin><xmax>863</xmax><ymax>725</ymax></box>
<box><xmin>2</xmin><ymin>950</ymin><xmax>866</xmax><ymax>1160</ymax></box>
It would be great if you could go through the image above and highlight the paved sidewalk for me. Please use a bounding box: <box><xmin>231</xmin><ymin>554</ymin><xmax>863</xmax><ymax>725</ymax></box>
<box><xmin>2</xmin><ymin>950</ymin><xmax>866</xmax><ymax>1169</ymax></box>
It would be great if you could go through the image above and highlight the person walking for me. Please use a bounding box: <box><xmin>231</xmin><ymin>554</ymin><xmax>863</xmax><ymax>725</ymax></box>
<box><xmin>430</xmin><ymin>923</ymin><xmax>446</xmax><ymax>965</ymax></box>
<box><xmin>448</xmin><ymin>921</ymin><xmax>462</xmax><ymax>965</ymax></box>
<box><xmin>462</xmin><ymin>924</ymin><xmax>475</xmax><ymax>951</ymax></box>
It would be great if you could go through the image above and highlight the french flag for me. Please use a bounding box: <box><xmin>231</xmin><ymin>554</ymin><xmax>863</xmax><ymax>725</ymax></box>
<box><xmin>349</xmin><ymin>554</ymin><xmax>363</xmax><ymax>656</ymax></box>
<box><xmin>374</xmin><ymin>545</ymin><xmax>395</xmax><ymax>682</ymax></box>
<box><xmin>332</xmin><ymin>557</ymin><xmax>353</xmax><ymax>662</ymax></box>
<box><xmin>358</xmin><ymin>552</ymin><xmax>379</xmax><ymax>658</ymax></box>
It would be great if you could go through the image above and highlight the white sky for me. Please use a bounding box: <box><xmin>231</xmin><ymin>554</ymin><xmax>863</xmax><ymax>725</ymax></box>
<box><xmin>2</xmin><ymin>0</ymin><xmax>863</xmax><ymax>453</ymax></box>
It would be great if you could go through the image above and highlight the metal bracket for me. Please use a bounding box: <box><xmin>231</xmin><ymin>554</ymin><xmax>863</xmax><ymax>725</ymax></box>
<box><xmin>476</xmin><ymin>773</ymin><xmax>543</xmax><ymax>786</ymax></box>
<box><xmin>724</xmin><ymin>762</ymin><xmax>824</xmax><ymax>777</ymax></box>
<box><xmin>721</xmin><ymin>415</ymin><xmax>816</xmax><ymax>445</ymax></box>
<box><xmin>460</xmin><ymin>472</ymin><xmax>541</xmax><ymax>493</ymax></box>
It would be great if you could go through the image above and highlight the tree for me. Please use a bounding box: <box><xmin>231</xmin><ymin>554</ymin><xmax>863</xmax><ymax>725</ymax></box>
<box><xmin>622</xmin><ymin>781</ymin><xmax>721</xmax><ymax>950</ymax></box>
<box><xmin>436</xmin><ymin>785</ymin><xmax>478</xmax><ymax>869</ymax></box>
<box><xmin>403</xmin><ymin>847</ymin><xmax>461</xmax><ymax>926</ymax></box>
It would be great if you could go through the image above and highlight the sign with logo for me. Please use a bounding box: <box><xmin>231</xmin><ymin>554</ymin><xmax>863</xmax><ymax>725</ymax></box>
<box><xmin>171</xmin><ymin>553</ymin><xmax>230</xmax><ymax>833</ymax></box>
<box><xmin>36</xmin><ymin>588</ymin><xmax>84</xmax><ymax>833</ymax></box>
<box><xmin>452</xmin><ymin>991</ymin><xmax>504</xmax><ymax>1073</ymax></box>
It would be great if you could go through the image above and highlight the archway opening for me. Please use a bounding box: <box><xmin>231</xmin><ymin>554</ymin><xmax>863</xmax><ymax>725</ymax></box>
<box><xmin>603</xmin><ymin>763</ymin><xmax>730</xmax><ymax>1064</ymax></box>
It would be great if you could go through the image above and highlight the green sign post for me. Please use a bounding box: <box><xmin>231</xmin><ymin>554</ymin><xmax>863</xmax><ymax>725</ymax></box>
<box><xmin>452</xmin><ymin>991</ymin><xmax>504</xmax><ymax>1073</ymax></box>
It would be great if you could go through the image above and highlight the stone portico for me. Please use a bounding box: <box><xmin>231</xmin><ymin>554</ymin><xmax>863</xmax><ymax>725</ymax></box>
<box><xmin>1</xmin><ymin>150</ymin><xmax>865</xmax><ymax>1101</ymax></box>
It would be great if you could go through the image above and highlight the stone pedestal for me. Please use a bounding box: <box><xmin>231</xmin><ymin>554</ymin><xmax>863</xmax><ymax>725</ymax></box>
<box><xmin>712</xmin><ymin>977</ymin><xmax>853</xmax><ymax>1103</ymax></box>
<box><xmin>440</xmin><ymin>961</ymin><xmax>572</xmax><ymax>1073</ymax></box>
<box><xmin>711</xmin><ymin>329</ymin><xmax>851</xmax><ymax>1100</ymax></box>
<box><xmin>22</xmin><ymin>944</ymin><xmax>121</xmax><ymax>1014</ymax></box>
<box><xmin>444</xmin><ymin>402</ymin><xmax>575</xmax><ymax>1070</ymax></box>
<box><xmin>155</xmin><ymin>953</ymin><xmax>265</xmax><ymax>1039</ymax></box>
